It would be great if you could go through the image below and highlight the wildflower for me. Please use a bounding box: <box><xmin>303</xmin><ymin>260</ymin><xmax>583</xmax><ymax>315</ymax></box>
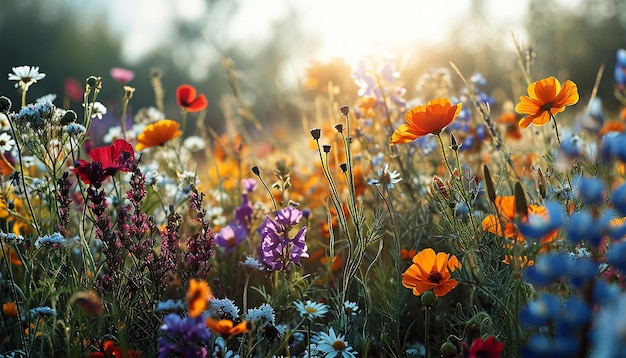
<box><xmin>65</xmin><ymin>123</ymin><xmax>86</xmax><ymax>136</ymax></box>
<box><xmin>158</xmin><ymin>314</ymin><xmax>211</xmax><ymax>357</ymax></box>
<box><xmin>135</xmin><ymin>119</ymin><xmax>182</xmax><ymax>151</ymax></box>
<box><xmin>64</xmin><ymin>77</ymin><xmax>84</xmax><ymax>102</ymax></box>
<box><xmin>186</xmin><ymin>279</ymin><xmax>213</xmax><ymax>318</ymax></box>
<box><xmin>84</xmin><ymin>102</ymin><xmax>107</xmax><ymax>120</ymax></box>
<box><xmin>30</xmin><ymin>306</ymin><xmax>56</xmax><ymax>317</ymax></box>
<box><xmin>176</xmin><ymin>84</ymin><xmax>208</xmax><ymax>112</ymax></box>
<box><xmin>110</xmin><ymin>67</ymin><xmax>135</xmax><ymax>84</ymax></box>
<box><xmin>614</xmin><ymin>48</ymin><xmax>626</xmax><ymax>91</ymax></box>
<box><xmin>368</xmin><ymin>164</ymin><xmax>402</xmax><ymax>189</ymax></box>
<box><xmin>74</xmin><ymin>139</ymin><xmax>135</xmax><ymax>188</ymax></box>
<box><xmin>294</xmin><ymin>300</ymin><xmax>329</xmax><ymax>321</ymax></box>
<box><xmin>2</xmin><ymin>302</ymin><xmax>17</xmax><ymax>317</ymax></box>
<box><xmin>34</xmin><ymin>232</ymin><xmax>76</xmax><ymax>249</ymax></box>
<box><xmin>344</xmin><ymin>301</ymin><xmax>360</xmax><ymax>317</ymax></box>
<box><xmin>241</xmin><ymin>256</ymin><xmax>265</xmax><ymax>273</ymax></box>
<box><xmin>205</xmin><ymin>317</ymin><xmax>248</xmax><ymax>339</ymax></box>
<box><xmin>313</xmin><ymin>327</ymin><xmax>357</xmax><ymax>358</ymax></box>
<box><xmin>466</xmin><ymin>335</ymin><xmax>504</xmax><ymax>358</ymax></box>
<box><xmin>87</xmin><ymin>340</ymin><xmax>142</xmax><ymax>358</ymax></box>
<box><xmin>391</xmin><ymin>98</ymin><xmax>462</xmax><ymax>144</ymax></box>
<box><xmin>515</xmin><ymin>76</ymin><xmax>579</xmax><ymax>128</ymax></box>
<box><xmin>245</xmin><ymin>303</ymin><xmax>275</xmax><ymax>327</ymax></box>
<box><xmin>215</xmin><ymin>223</ymin><xmax>247</xmax><ymax>253</ymax></box>
<box><xmin>155</xmin><ymin>299</ymin><xmax>185</xmax><ymax>313</ymax></box>
<box><xmin>183</xmin><ymin>135</ymin><xmax>206</xmax><ymax>152</ymax></box>
<box><xmin>257</xmin><ymin>206</ymin><xmax>309</xmax><ymax>271</ymax></box>
<box><xmin>0</xmin><ymin>232</ymin><xmax>24</xmax><ymax>245</ymax></box>
<box><xmin>401</xmin><ymin>248</ymin><xmax>461</xmax><ymax>297</ymax></box>
<box><xmin>208</xmin><ymin>298</ymin><xmax>240</xmax><ymax>320</ymax></box>
<box><xmin>8</xmin><ymin>65</ymin><xmax>46</xmax><ymax>90</ymax></box>
<box><xmin>592</xmin><ymin>293</ymin><xmax>626</xmax><ymax>357</ymax></box>
<box><xmin>400</xmin><ymin>248</ymin><xmax>417</xmax><ymax>261</ymax></box>
<box><xmin>0</xmin><ymin>133</ymin><xmax>14</xmax><ymax>154</ymax></box>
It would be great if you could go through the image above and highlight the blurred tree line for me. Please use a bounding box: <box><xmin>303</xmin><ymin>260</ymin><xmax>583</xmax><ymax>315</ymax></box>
<box><xmin>1</xmin><ymin>0</ymin><xmax>626</xmax><ymax>139</ymax></box>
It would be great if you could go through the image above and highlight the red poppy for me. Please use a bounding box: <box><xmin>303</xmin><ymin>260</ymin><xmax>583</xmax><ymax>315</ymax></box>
<box><xmin>74</xmin><ymin>139</ymin><xmax>135</xmax><ymax>188</ymax></box>
<box><xmin>467</xmin><ymin>335</ymin><xmax>504</xmax><ymax>358</ymax></box>
<box><xmin>87</xmin><ymin>340</ymin><xmax>142</xmax><ymax>358</ymax></box>
<box><xmin>176</xmin><ymin>84</ymin><xmax>208</xmax><ymax>112</ymax></box>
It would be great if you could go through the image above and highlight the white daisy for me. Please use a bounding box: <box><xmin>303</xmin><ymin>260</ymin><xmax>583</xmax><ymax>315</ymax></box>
<box><xmin>343</xmin><ymin>301</ymin><xmax>360</xmax><ymax>317</ymax></box>
<box><xmin>293</xmin><ymin>300</ymin><xmax>329</xmax><ymax>321</ymax></box>
<box><xmin>84</xmin><ymin>102</ymin><xmax>107</xmax><ymax>120</ymax></box>
<box><xmin>183</xmin><ymin>135</ymin><xmax>206</xmax><ymax>152</ymax></box>
<box><xmin>314</xmin><ymin>327</ymin><xmax>357</xmax><ymax>358</ymax></box>
<box><xmin>8</xmin><ymin>65</ymin><xmax>46</xmax><ymax>90</ymax></box>
<box><xmin>103</xmin><ymin>126</ymin><xmax>124</xmax><ymax>143</ymax></box>
<box><xmin>368</xmin><ymin>164</ymin><xmax>402</xmax><ymax>189</ymax></box>
<box><xmin>0</xmin><ymin>132</ymin><xmax>15</xmax><ymax>153</ymax></box>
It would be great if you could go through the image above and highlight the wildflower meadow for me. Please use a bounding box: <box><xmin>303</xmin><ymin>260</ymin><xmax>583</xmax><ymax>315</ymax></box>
<box><xmin>3</xmin><ymin>33</ymin><xmax>626</xmax><ymax>358</ymax></box>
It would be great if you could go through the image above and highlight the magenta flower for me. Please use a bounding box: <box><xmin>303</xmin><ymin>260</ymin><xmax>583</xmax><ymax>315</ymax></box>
<box><xmin>110</xmin><ymin>67</ymin><xmax>135</xmax><ymax>84</ymax></box>
<box><xmin>215</xmin><ymin>223</ymin><xmax>247</xmax><ymax>253</ymax></box>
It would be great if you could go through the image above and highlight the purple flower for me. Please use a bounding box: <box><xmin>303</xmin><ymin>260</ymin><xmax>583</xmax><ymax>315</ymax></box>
<box><xmin>257</xmin><ymin>207</ymin><xmax>309</xmax><ymax>271</ymax></box>
<box><xmin>158</xmin><ymin>314</ymin><xmax>211</xmax><ymax>358</ymax></box>
<box><xmin>214</xmin><ymin>223</ymin><xmax>247</xmax><ymax>253</ymax></box>
<box><xmin>242</xmin><ymin>178</ymin><xmax>257</xmax><ymax>193</ymax></box>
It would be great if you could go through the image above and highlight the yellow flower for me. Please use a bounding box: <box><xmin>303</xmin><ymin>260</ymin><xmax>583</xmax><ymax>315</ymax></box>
<box><xmin>135</xmin><ymin>119</ymin><xmax>182</xmax><ymax>151</ymax></box>
<box><xmin>205</xmin><ymin>317</ymin><xmax>248</xmax><ymax>338</ymax></box>
<box><xmin>401</xmin><ymin>248</ymin><xmax>461</xmax><ymax>297</ymax></box>
<box><xmin>391</xmin><ymin>98</ymin><xmax>461</xmax><ymax>144</ymax></box>
<box><xmin>186</xmin><ymin>279</ymin><xmax>213</xmax><ymax>318</ymax></box>
<box><xmin>515</xmin><ymin>76</ymin><xmax>579</xmax><ymax>128</ymax></box>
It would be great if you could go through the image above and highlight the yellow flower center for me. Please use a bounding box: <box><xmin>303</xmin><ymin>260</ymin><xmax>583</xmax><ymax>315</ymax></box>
<box><xmin>427</xmin><ymin>270</ymin><xmax>443</xmax><ymax>284</ymax></box>
<box><xmin>305</xmin><ymin>307</ymin><xmax>318</xmax><ymax>314</ymax></box>
<box><xmin>332</xmin><ymin>340</ymin><xmax>346</xmax><ymax>350</ymax></box>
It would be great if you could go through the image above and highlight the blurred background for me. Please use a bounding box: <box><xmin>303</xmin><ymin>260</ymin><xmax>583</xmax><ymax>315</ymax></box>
<box><xmin>1</xmin><ymin>0</ymin><xmax>626</xmax><ymax>132</ymax></box>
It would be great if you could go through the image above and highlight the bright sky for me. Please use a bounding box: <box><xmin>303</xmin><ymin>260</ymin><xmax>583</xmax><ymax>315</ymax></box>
<box><xmin>95</xmin><ymin>0</ymin><xmax>579</xmax><ymax>81</ymax></box>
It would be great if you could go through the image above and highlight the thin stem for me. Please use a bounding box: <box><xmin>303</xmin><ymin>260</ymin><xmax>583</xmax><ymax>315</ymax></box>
<box><xmin>21</xmin><ymin>88</ymin><xmax>27</xmax><ymax>108</ymax></box>
<box><xmin>120</xmin><ymin>96</ymin><xmax>130</xmax><ymax>141</ymax></box>
<box><xmin>425</xmin><ymin>306</ymin><xmax>430</xmax><ymax>358</ymax></box>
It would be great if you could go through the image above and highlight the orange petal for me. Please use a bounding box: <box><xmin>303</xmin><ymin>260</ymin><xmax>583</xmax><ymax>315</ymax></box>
<box><xmin>553</xmin><ymin>80</ymin><xmax>579</xmax><ymax>107</ymax></box>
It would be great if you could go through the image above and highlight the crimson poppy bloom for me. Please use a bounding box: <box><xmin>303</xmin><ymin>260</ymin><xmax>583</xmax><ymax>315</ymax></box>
<box><xmin>87</xmin><ymin>340</ymin><xmax>142</xmax><ymax>358</ymax></box>
<box><xmin>466</xmin><ymin>335</ymin><xmax>504</xmax><ymax>358</ymax></box>
<box><xmin>74</xmin><ymin>139</ymin><xmax>135</xmax><ymax>188</ymax></box>
<box><xmin>176</xmin><ymin>84</ymin><xmax>208</xmax><ymax>112</ymax></box>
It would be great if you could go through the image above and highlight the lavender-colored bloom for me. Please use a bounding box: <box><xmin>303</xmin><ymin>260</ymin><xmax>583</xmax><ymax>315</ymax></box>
<box><xmin>155</xmin><ymin>299</ymin><xmax>185</xmax><ymax>313</ymax></box>
<box><xmin>0</xmin><ymin>232</ymin><xmax>24</xmax><ymax>245</ymax></box>
<box><xmin>241</xmin><ymin>178</ymin><xmax>257</xmax><ymax>193</ymax></box>
<box><xmin>214</xmin><ymin>223</ymin><xmax>246</xmax><ymax>253</ymax></box>
<box><xmin>65</xmin><ymin>123</ymin><xmax>86</xmax><ymax>136</ymax></box>
<box><xmin>34</xmin><ymin>232</ymin><xmax>76</xmax><ymax>249</ymax></box>
<box><xmin>257</xmin><ymin>207</ymin><xmax>308</xmax><ymax>271</ymax></box>
<box><xmin>208</xmin><ymin>298</ymin><xmax>240</xmax><ymax>320</ymax></box>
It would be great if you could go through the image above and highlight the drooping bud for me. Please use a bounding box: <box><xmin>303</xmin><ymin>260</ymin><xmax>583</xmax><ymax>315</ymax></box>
<box><xmin>310</xmin><ymin>128</ymin><xmax>321</xmax><ymax>140</ymax></box>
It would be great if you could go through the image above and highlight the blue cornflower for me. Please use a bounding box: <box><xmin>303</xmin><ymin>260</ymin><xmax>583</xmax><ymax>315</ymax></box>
<box><xmin>600</xmin><ymin>132</ymin><xmax>626</xmax><ymax>163</ymax></box>
<box><xmin>519</xmin><ymin>293</ymin><xmax>561</xmax><ymax>327</ymax></box>
<box><xmin>575</xmin><ymin>176</ymin><xmax>605</xmax><ymax>205</ymax></box>
<box><xmin>606</xmin><ymin>241</ymin><xmax>626</xmax><ymax>272</ymax></box>
<box><xmin>566</xmin><ymin>211</ymin><xmax>603</xmax><ymax>246</ymax></box>
<box><xmin>65</xmin><ymin>123</ymin><xmax>86</xmax><ymax>136</ymax></box>
<box><xmin>158</xmin><ymin>314</ymin><xmax>210</xmax><ymax>358</ymax></box>
<box><xmin>592</xmin><ymin>293</ymin><xmax>626</xmax><ymax>357</ymax></box>
<box><xmin>611</xmin><ymin>182</ymin><xmax>626</xmax><ymax>216</ymax></box>
<box><xmin>34</xmin><ymin>232</ymin><xmax>69</xmax><ymax>249</ymax></box>
<box><xmin>208</xmin><ymin>298</ymin><xmax>240</xmax><ymax>320</ymax></box>
<box><xmin>523</xmin><ymin>253</ymin><xmax>569</xmax><ymax>286</ymax></box>
<box><xmin>245</xmin><ymin>303</ymin><xmax>275</xmax><ymax>327</ymax></box>
<box><xmin>31</xmin><ymin>306</ymin><xmax>57</xmax><ymax>317</ymax></box>
<box><xmin>155</xmin><ymin>299</ymin><xmax>185</xmax><ymax>313</ymax></box>
<box><xmin>519</xmin><ymin>200</ymin><xmax>564</xmax><ymax>240</ymax></box>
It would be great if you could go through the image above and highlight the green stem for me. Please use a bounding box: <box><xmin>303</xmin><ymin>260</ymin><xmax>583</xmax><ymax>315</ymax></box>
<box><xmin>425</xmin><ymin>306</ymin><xmax>430</xmax><ymax>358</ymax></box>
<box><xmin>21</xmin><ymin>88</ymin><xmax>27</xmax><ymax>108</ymax></box>
<box><xmin>120</xmin><ymin>96</ymin><xmax>130</xmax><ymax>141</ymax></box>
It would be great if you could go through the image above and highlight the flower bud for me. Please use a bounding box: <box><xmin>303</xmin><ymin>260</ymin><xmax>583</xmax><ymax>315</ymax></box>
<box><xmin>61</xmin><ymin>110</ymin><xmax>77</xmax><ymax>125</ymax></box>
<box><xmin>251</xmin><ymin>166</ymin><xmax>261</xmax><ymax>176</ymax></box>
<box><xmin>322</xmin><ymin>144</ymin><xmax>331</xmax><ymax>153</ymax></box>
<box><xmin>440</xmin><ymin>340</ymin><xmax>458</xmax><ymax>358</ymax></box>
<box><xmin>340</xmin><ymin>105</ymin><xmax>349</xmax><ymax>116</ymax></box>
<box><xmin>334</xmin><ymin>123</ymin><xmax>344</xmax><ymax>133</ymax></box>
<box><xmin>421</xmin><ymin>290</ymin><xmax>436</xmax><ymax>307</ymax></box>
<box><xmin>0</xmin><ymin>96</ymin><xmax>12</xmax><ymax>113</ymax></box>
<box><xmin>310</xmin><ymin>128</ymin><xmax>321</xmax><ymax>140</ymax></box>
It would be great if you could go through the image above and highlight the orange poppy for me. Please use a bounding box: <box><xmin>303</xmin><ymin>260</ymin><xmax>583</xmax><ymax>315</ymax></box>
<box><xmin>391</xmin><ymin>98</ymin><xmax>461</xmax><ymax>144</ymax></box>
<box><xmin>2</xmin><ymin>301</ymin><xmax>18</xmax><ymax>317</ymax></box>
<box><xmin>400</xmin><ymin>248</ymin><xmax>417</xmax><ymax>261</ymax></box>
<box><xmin>135</xmin><ymin>119</ymin><xmax>182</xmax><ymax>151</ymax></box>
<box><xmin>515</xmin><ymin>76</ymin><xmax>579</xmax><ymax>129</ymax></box>
<box><xmin>401</xmin><ymin>248</ymin><xmax>461</xmax><ymax>297</ymax></box>
<box><xmin>176</xmin><ymin>84</ymin><xmax>208</xmax><ymax>112</ymax></box>
<box><xmin>481</xmin><ymin>196</ymin><xmax>558</xmax><ymax>250</ymax></box>
<box><xmin>205</xmin><ymin>317</ymin><xmax>248</xmax><ymax>338</ymax></box>
<box><xmin>599</xmin><ymin>121</ymin><xmax>626</xmax><ymax>136</ymax></box>
<box><xmin>186</xmin><ymin>279</ymin><xmax>213</xmax><ymax>318</ymax></box>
